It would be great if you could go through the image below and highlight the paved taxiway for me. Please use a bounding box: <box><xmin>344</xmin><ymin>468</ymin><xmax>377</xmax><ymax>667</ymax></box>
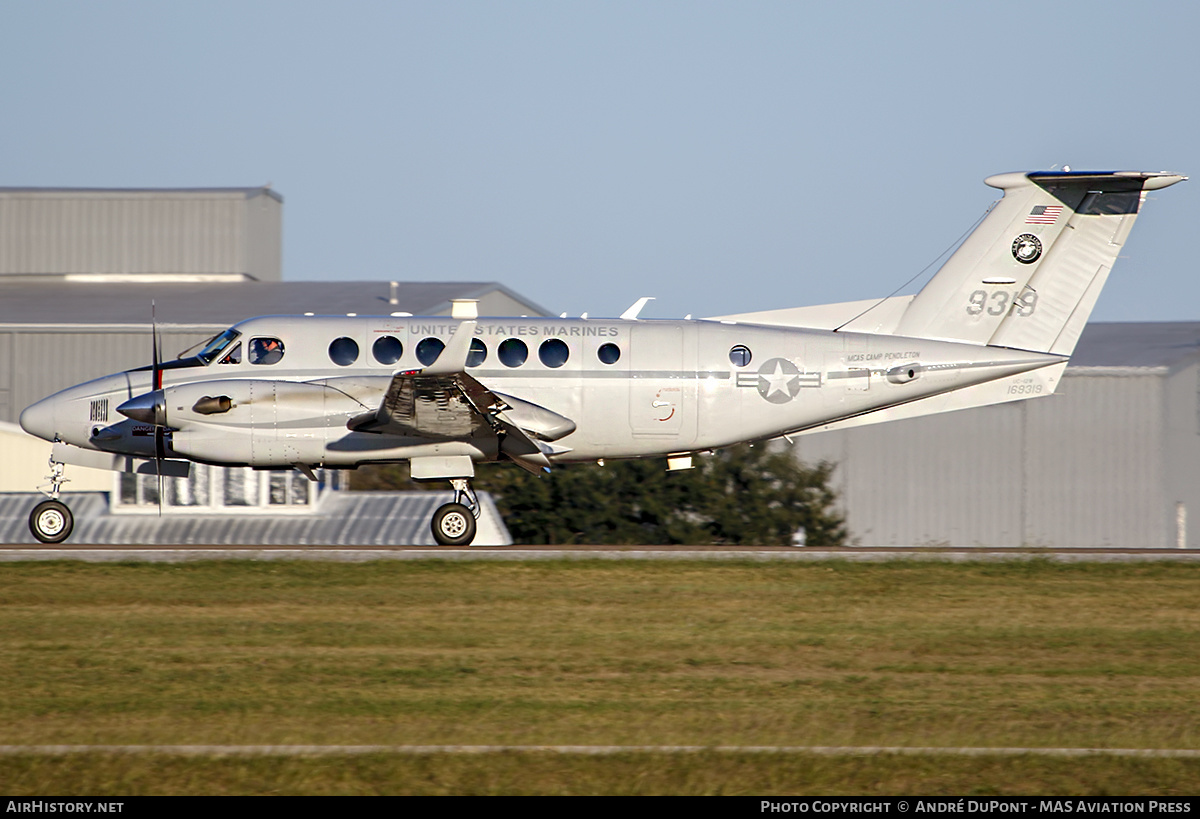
<box><xmin>3</xmin><ymin>546</ymin><xmax>1200</xmax><ymax>563</ymax></box>
<box><xmin>4</xmin><ymin>744</ymin><xmax>1200</xmax><ymax>757</ymax></box>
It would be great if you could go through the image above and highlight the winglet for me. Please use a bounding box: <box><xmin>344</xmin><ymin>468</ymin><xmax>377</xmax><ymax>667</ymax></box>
<box><xmin>422</xmin><ymin>320</ymin><xmax>477</xmax><ymax>375</ymax></box>
<box><xmin>620</xmin><ymin>297</ymin><xmax>655</xmax><ymax>320</ymax></box>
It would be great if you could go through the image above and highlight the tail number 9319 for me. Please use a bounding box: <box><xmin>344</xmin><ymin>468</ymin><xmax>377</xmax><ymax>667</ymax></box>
<box><xmin>966</xmin><ymin>290</ymin><xmax>1038</xmax><ymax>317</ymax></box>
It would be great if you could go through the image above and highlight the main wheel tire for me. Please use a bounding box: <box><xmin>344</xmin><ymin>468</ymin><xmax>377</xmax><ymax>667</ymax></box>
<box><xmin>29</xmin><ymin>500</ymin><xmax>74</xmax><ymax>544</ymax></box>
<box><xmin>431</xmin><ymin>502</ymin><xmax>477</xmax><ymax>546</ymax></box>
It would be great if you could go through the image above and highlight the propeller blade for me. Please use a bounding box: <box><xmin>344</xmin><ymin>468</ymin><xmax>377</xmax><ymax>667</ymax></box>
<box><xmin>155</xmin><ymin>426</ymin><xmax>166</xmax><ymax>517</ymax></box>
<box><xmin>152</xmin><ymin>300</ymin><xmax>162</xmax><ymax>389</ymax></box>
<box><xmin>151</xmin><ymin>301</ymin><xmax>164</xmax><ymax>516</ymax></box>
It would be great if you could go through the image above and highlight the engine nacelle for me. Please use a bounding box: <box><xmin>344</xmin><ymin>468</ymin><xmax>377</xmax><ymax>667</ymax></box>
<box><xmin>164</xmin><ymin>379</ymin><xmax>362</xmax><ymax>466</ymax></box>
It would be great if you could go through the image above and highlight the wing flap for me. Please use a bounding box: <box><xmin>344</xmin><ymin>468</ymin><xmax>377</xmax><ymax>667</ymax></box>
<box><xmin>347</xmin><ymin>355</ymin><xmax>577</xmax><ymax>458</ymax></box>
<box><xmin>347</xmin><ymin>372</ymin><xmax>496</xmax><ymax>439</ymax></box>
<box><xmin>348</xmin><ymin>321</ymin><xmax>509</xmax><ymax>439</ymax></box>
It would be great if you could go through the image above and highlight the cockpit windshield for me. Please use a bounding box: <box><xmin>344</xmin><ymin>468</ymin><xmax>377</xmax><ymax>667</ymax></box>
<box><xmin>195</xmin><ymin>328</ymin><xmax>243</xmax><ymax>365</ymax></box>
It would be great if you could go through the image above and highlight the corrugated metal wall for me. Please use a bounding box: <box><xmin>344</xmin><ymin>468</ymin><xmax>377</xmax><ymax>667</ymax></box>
<box><xmin>0</xmin><ymin>490</ymin><xmax>514</xmax><ymax>546</ymax></box>
<box><xmin>1023</xmin><ymin>372</ymin><xmax>1165</xmax><ymax>548</ymax></box>
<box><xmin>1163</xmin><ymin>360</ymin><xmax>1200</xmax><ymax>548</ymax></box>
<box><xmin>795</xmin><ymin>368</ymin><xmax>1186</xmax><ymax>548</ymax></box>
<box><xmin>475</xmin><ymin>290</ymin><xmax>543</xmax><ymax>318</ymax></box>
<box><xmin>1</xmin><ymin>328</ymin><xmax>220</xmax><ymax>424</ymax></box>
<box><xmin>0</xmin><ymin>332</ymin><xmax>10</xmax><ymax>423</ymax></box>
<box><xmin>243</xmin><ymin>191</ymin><xmax>282</xmax><ymax>282</ymax></box>
<box><xmin>0</xmin><ymin>190</ymin><xmax>281</xmax><ymax>280</ymax></box>
<box><xmin>833</xmin><ymin>402</ymin><xmax>1025</xmax><ymax>547</ymax></box>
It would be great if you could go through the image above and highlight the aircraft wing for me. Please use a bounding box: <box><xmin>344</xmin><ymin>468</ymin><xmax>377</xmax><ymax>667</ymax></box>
<box><xmin>347</xmin><ymin>370</ymin><xmax>500</xmax><ymax>439</ymax></box>
<box><xmin>346</xmin><ymin>321</ymin><xmax>575</xmax><ymax>472</ymax></box>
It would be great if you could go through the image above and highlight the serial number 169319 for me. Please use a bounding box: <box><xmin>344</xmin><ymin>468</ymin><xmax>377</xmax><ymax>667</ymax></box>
<box><xmin>1007</xmin><ymin>382</ymin><xmax>1044</xmax><ymax>395</ymax></box>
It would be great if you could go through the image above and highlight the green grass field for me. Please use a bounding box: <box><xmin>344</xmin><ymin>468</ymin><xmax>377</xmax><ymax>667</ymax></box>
<box><xmin>2</xmin><ymin>558</ymin><xmax>1200</xmax><ymax>794</ymax></box>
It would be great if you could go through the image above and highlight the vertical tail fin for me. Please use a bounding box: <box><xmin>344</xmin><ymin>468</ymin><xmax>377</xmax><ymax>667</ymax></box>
<box><xmin>893</xmin><ymin>171</ymin><xmax>1185</xmax><ymax>355</ymax></box>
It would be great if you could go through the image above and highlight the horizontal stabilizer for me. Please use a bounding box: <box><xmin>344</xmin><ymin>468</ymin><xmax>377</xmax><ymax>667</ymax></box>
<box><xmin>706</xmin><ymin>295</ymin><xmax>914</xmax><ymax>333</ymax></box>
<box><xmin>796</xmin><ymin>361</ymin><xmax>1068</xmax><ymax>436</ymax></box>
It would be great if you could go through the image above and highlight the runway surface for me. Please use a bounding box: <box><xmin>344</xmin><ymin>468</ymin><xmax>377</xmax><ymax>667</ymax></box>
<box><xmin>3</xmin><ymin>744</ymin><xmax>1200</xmax><ymax>757</ymax></box>
<box><xmin>3</xmin><ymin>546</ymin><xmax>1200</xmax><ymax>562</ymax></box>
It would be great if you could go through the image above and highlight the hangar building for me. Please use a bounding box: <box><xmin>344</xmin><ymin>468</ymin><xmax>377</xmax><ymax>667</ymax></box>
<box><xmin>0</xmin><ymin>186</ymin><xmax>548</xmax><ymax>545</ymax></box>
<box><xmin>0</xmin><ymin>186</ymin><xmax>283</xmax><ymax>282</ymax></box>
<box><xmin>794</xmin><ymin>322</ymin><xmax>1200</xmax><ymax>549</ymax></box>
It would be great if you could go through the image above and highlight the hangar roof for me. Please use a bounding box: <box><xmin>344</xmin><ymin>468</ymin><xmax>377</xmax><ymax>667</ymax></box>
<box><xmin>0</xmin><ymin>280</ymin><xmax>551</xmax><ymax>326</ymax></box>
<box><xmin>0</xmin><ymin>491</ymin><xmax>512</xmax><ymax>547</ymax></box>
<box><xmin>0</xmin><ymin>186</ymin><xmax>282</xmax><ymax>202</ymax></box>
<box><xmin>0</xmin><ymin>275</ymin><xmax>1192</xmax><ymax>368</ymax></box>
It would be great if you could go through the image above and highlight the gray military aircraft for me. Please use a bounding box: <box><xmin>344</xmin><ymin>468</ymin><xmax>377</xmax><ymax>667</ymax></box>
<box><xmin>19</xmin><ymin>169</ymin><xmax>1185</xmax><ymax>545</ymax></box>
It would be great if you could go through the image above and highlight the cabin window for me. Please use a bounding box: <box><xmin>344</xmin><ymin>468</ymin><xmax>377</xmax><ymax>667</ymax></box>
<box><xmin>729</xmin><ymin>345</ymin><xmax>752</xmax><ymax>367</ymax></box>
<box><xmin>249</xmin><ymin>337</ymin><xmax>285</xmax><ymax>365</ymax></box>
<box><xmin>467</xmin><ymin>339</ymin><xmax>487</xmax><ymax>368</ymax></box>
<box><xmin>329</xmin><ymin>337</ymin><xmax>359</xmax><ymax>366</ymax></box>
<box><xmin>539</xmin><ymin>338</ymin><xmax>570</xmax><ymax>368</ymax></box>
<box><xmin>416</xmin><ymin>337</ymin><xmax>445</xmax><ymax>366</ymax></box>
<box><xmin>219</xmin><ymin>342</ymin><xmax>242</xmax><ymax>365</ymax></box>
<box><xmin>373</xmin><ymin>335</ymin><xmax>403</xmax><ymax>365</ymax></box>
<box><xmin>597</xmin><ymin>342</ymin><xmax>621</xmax><ymax>365</ymax></box>
<box><xmin>498</xmin><ymin>338</ymin><xmax>528</xmax><ymax>367</ymax></box>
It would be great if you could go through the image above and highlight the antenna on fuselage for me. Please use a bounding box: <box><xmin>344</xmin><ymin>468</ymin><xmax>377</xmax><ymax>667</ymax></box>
<box><xmin>620</xmin><ymin>297</ymin><xmax>655</xmax><ymax>320</ymax></box>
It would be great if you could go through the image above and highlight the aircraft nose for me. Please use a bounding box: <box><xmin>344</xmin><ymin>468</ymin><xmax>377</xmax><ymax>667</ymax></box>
<box><xmin>19</xmin><ymin>397</ymin><xmax>57</xmax><ymax>442</ymax></box>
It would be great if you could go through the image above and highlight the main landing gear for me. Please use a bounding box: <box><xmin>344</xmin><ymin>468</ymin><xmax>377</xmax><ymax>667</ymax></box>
<box><xmin>29</xmin><ymin>458</ymin><xmax>74</xmax><ymax>544</ymax></box>
<box><xmin>431</xmin><ymin>478</ymin><xmax>479</xmax><ymax>546</ymax></box>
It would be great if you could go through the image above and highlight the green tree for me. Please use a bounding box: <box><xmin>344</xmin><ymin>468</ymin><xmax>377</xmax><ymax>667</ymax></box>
<box><xmin>352</xmin><ymin>444</ymin><xmax>846</xmax><ymax>547</ymax></box>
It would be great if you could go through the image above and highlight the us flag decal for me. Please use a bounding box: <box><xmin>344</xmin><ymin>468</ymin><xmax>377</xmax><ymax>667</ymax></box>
<box><xmin>1026</xmin><ymin>204</ymin><xmax>1063</xmax><ymax>224</ymax></box>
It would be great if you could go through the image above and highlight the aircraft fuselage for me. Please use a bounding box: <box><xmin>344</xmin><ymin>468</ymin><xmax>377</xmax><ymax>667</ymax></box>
<box><xmin>22</xmin><ymin>314</ymin><xmax>1063</xmax><ymax>471</ymax></box>
<box><xmin>18</xmin><ymin>169</ymin><xmax>1185</xmax><ymax>545</ymax></box>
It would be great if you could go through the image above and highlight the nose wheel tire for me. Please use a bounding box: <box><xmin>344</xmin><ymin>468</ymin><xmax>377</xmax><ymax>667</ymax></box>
<box><xmin>29</xmin><ymin>500</ymin><xmax>74</xmax><ymax>544</ymax></box>
<box><xmin>431</xmin><ymin>502</ymin><xmax>477</xmax><ymax>546</ymax></box>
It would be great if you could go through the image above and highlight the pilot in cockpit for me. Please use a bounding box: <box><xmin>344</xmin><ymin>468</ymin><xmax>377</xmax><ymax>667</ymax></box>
<box><xmin>249</xmin><ymin>337</ymin><xmax>284</xmax><ymax>365</ymax></box>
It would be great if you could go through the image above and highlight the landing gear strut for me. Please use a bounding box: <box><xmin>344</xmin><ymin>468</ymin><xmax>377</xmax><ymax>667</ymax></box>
<box><xmin>30</xmin><ymin>458</ymin><xmax>74</xmax><ymax>544</ymax></box>
<box><xmin>431</xmin><ymin>478</ymin><xmax>479</xmax><ymax>546</ymax></box>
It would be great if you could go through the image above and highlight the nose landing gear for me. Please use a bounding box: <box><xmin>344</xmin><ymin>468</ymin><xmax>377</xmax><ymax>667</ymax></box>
<box><xmin>30</xmin><ymin>458</ymin><xmax>74</xmax><ymax>544</ymax></box>
<box><xmin>431</xmin><ymin>477</ymin><xmax>479</xmax><ymax>546</ymax></box>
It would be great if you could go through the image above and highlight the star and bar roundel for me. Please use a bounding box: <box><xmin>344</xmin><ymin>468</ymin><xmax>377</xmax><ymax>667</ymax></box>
<box><xmin>735</xmin><ymin>358</ymin><xmax>821</xmax><ymax>404</ymax></box>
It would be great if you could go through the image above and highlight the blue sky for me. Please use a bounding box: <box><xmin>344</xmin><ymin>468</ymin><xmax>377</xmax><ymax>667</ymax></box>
<box><xmin>2</xmin><ymin>1</ymin><xmax>1196</xmax><ymax>321</ymax></box>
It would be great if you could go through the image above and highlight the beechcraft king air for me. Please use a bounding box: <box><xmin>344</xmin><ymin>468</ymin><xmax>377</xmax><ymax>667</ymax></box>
<box><xmin>19</xmin><ymin>169</ymin><xmax>1186</xmax><ymax>545</ymax></box>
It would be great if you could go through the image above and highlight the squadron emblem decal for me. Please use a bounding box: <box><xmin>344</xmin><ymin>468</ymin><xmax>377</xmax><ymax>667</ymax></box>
<box><xmin>1011</xmin><ymin>233</ymin><xmax>1042</xmax><ymax>264</ymax></box>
